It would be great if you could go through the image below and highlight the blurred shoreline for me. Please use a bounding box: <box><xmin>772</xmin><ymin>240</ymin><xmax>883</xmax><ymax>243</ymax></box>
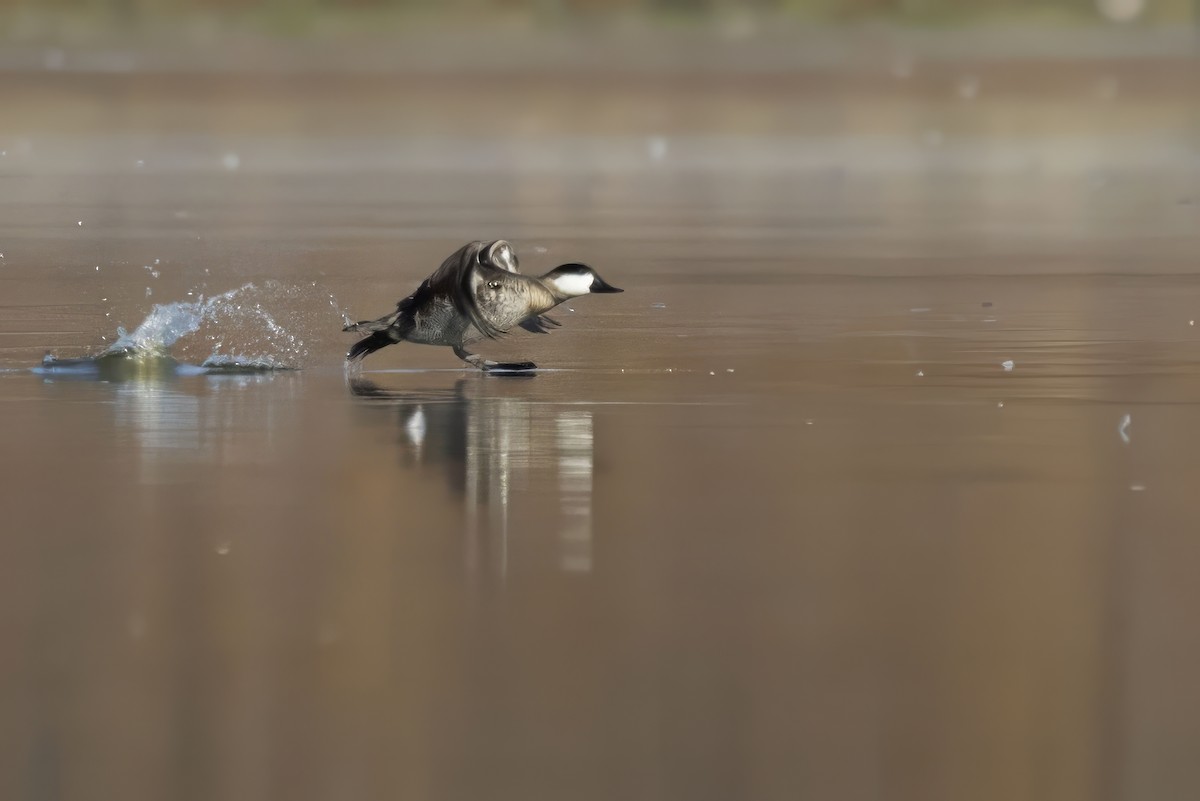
<box><xmin>0</xmin><ymin>23</ymin><xmax>1195</xmax><ymax>76</ymax></box>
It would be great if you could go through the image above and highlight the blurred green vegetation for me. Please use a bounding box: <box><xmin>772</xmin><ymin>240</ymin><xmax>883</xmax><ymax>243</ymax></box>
<box><xmin>0</xmin><ymin>0</ymin><xmax>1194</xmax><ymax>32</ymax></box>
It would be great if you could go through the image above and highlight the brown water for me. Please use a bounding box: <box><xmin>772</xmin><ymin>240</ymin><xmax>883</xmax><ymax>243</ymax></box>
<box><xmin>2</xmin><ymin>38</ymin><xmax>1200</xmax><ymax>800</ymax></box>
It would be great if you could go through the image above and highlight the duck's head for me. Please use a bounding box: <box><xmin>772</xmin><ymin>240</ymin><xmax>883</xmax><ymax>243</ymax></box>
<box><xmin>544</xmin><ymin>263</ymin><xmax>623</xmax><ymax>298</ymax></box>
<box><xmin>478</xmin><ymin>240</ymin><xmax>519</xmax><ymax>273</ymax></box>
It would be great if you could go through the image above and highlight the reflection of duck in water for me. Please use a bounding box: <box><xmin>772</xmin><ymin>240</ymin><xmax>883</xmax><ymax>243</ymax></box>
<box><xmin>348</xmin><ymin>376</ymin><xmax>472</xmax><ymax>491</ymax></box>
<box><xmin>344</xmin><ymin>240</ymin><xmax>622</xmax><ymax>372</ymax></box>
<box><xmin>348</xmin><ymin>376</ymin><xmax>596</xmax><ymax>574</ymax></box>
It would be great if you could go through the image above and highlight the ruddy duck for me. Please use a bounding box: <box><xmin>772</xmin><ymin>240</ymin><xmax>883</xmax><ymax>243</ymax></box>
<box><xmin>345</xmin><ymin>240</ymin><xmax>622</xmax><ymax>371</ymax></box>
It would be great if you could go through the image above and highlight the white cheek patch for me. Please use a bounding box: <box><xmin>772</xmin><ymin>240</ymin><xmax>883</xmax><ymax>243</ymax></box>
<box><xmin>552</xmin><ymin>272</ymin><xmax>593</xmax><ymax>296</ymax></box>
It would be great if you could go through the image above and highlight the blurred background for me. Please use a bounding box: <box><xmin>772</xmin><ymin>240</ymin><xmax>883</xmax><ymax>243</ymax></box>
<box><xmin>1</xmin><ymin>0</ymin><xmax>1197</xmax><ymax>32</ymax></box>
<box><xmin>3</xmin><ymin>2</ymin><xmax>1200</xmax><ymax>801</ymax></box>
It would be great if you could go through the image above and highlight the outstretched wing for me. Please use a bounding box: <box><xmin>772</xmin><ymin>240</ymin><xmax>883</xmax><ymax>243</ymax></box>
<box><xmin>345</xmin><ymin>240</ymin><xmax>531</xmax><ymax>341</ymax></box>
<box><xmin>368</xmin><ymin>240</ymin><xmax>501</xmax><ymax>339</ymax></box>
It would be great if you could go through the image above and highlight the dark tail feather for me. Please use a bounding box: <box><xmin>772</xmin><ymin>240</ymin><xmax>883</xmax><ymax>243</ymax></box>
<box><xmin>347</xmin><ymin>330</ymin><xmax>396</xmax><ymax>362</ymax></box>
<box><xmin>343</xmin><ymin>313</ymin><xmax>397</xmax><ymax>334</ymax></box>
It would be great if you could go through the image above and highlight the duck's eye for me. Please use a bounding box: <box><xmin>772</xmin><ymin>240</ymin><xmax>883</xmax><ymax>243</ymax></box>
<box><xmin>487</xmin><ymin>281</ymin><xmax>501</xmax><ymax>289</ymax></box>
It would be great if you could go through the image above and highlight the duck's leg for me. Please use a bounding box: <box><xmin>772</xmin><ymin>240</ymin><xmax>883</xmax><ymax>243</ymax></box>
<box><xmin>452</xmin><ymin>345</ymin><xmax>536</xmax><ymax>373</ymax></box>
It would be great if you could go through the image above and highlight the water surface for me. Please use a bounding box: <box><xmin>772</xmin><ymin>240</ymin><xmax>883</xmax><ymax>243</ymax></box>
<box><xmin>2</xmin><ymin>46</ymin><xmax>1200</xmax><ymax>801</ymax></box>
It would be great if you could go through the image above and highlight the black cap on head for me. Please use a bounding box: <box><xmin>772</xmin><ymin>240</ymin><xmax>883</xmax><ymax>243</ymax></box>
<box><xmin>545</xmin><ymin>262</ymin><xmax>623</xmax><ymax>295</ymax></box>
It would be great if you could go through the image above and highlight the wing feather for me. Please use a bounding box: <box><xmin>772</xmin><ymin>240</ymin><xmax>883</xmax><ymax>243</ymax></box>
<box><xmin>518</xmin><ymin>315</ymin><xmax>562</xmax><ymax>334</ymax></box>
<box><xmin>405</xmin><ymin>240</ymin><xmax>555</xmax><ymax>340</ymax></box>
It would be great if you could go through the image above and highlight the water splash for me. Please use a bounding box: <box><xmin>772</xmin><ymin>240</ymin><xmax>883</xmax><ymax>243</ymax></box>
<box><xmin>101</xmin><ymin>282</ymin><xmax>318</xmax><ymax>368</ymax></box>
<box><xmin>105</xmin><ymin>287</ymin><xmax>241</xmax><ymax>355</ymax></box>
<box><xmin>34</xmin><ymin>281</ymin><xmax>348</xmax><ymax>379</ymax></box>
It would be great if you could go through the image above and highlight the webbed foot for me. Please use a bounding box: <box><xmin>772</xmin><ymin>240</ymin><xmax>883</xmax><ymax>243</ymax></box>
<box><xmin>485</xmin><ymin>361</ymin><xmax>537</xmax><ymax>373</ymax></box>
<box><xmin>453</xmin><ymin>346</ymin><xmax>537</xmax><ymax>374</ymax></box>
